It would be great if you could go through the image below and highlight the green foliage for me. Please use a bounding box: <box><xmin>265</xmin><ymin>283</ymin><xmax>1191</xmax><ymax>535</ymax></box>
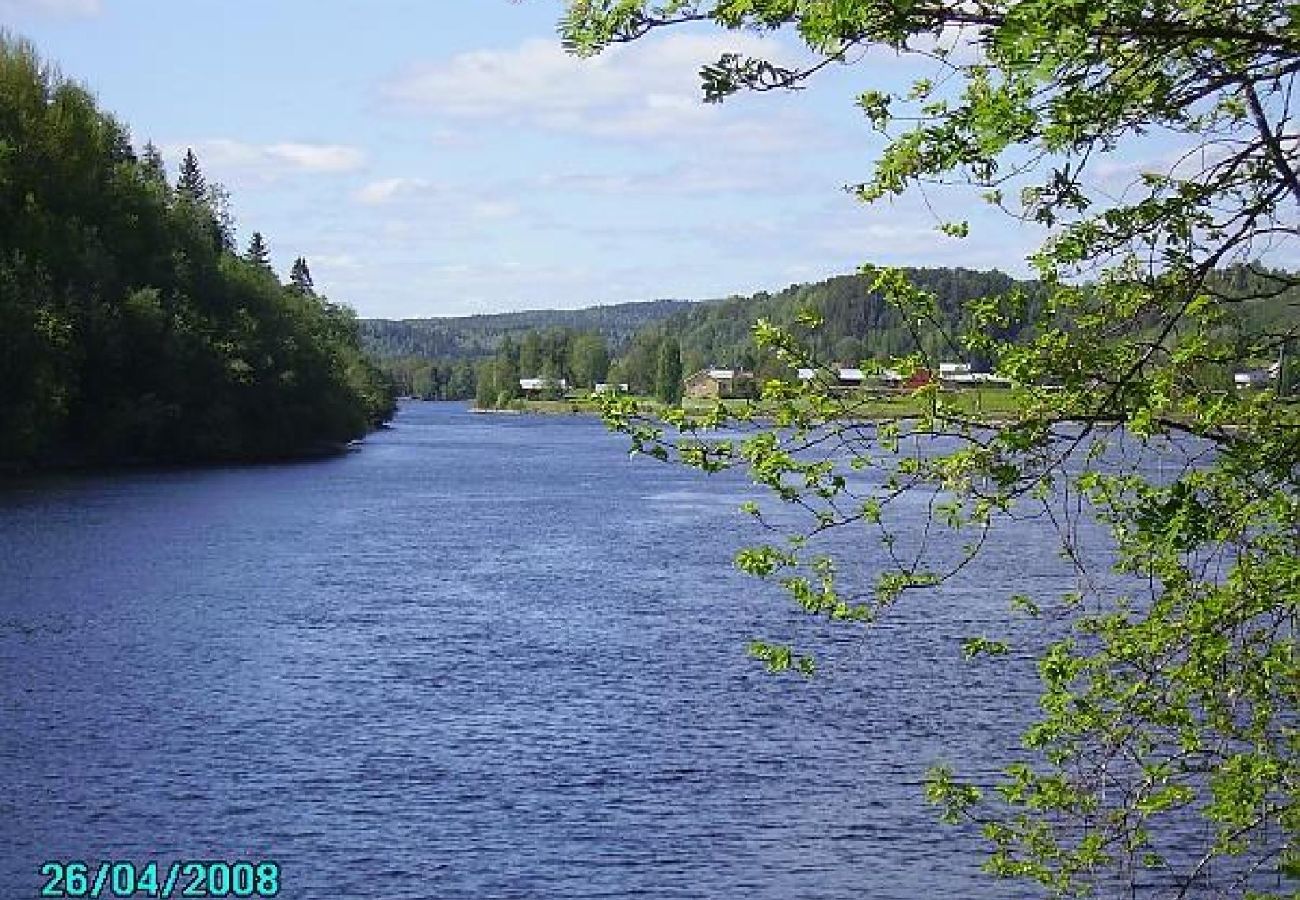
<box><xmin>0</xmin><ymin>34</ymin><xmax>394</xmax><ymax>469</ymax></box>
<box><xmin>567</xmin><ymin>0</ymin><xmax>1300</xmax><ymax>895</ymax></box>
<box><xmin>655</xmin><ymin>336</ymin><xmax>683</xmax><ymax>403</ymax></box>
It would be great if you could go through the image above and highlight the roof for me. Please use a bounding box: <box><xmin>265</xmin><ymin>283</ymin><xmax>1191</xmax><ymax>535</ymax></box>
<box><xmin>519</xmin><ymin>377</ymin><xmax>568</xmax><ymax>390</ymax></box>
<box><xmin>691</xmin><ymin>368</ymin><xmax>753</xmax><ymax>381</ymax></box>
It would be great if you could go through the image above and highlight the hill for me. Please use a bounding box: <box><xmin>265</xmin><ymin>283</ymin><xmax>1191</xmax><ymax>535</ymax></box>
<box><xmin>359</xmin><ymin>299</ymin><xmax>695</xmax><ymax>361</ymax></box>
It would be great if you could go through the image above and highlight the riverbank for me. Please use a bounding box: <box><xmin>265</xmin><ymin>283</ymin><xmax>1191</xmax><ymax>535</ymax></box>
<box><xmin>472</xmin><ymin>389</ymin><xmax>1028</xmax><ymax>421</ymax></box>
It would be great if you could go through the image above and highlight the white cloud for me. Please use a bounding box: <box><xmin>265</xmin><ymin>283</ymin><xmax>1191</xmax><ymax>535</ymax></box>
<box><xmin>265</xmin><ymin>143</ymin><xmax>365</xmax><ymax>173</ymax></box>
<box><xmin>353</xmin><ymin>177</ymin><xmax>432</xmax><ymax>206</ymax></box>
<box><xmin>163</xmin><ymin>140</ymin><xmax>366</xmax><ymax>182</ymax></box>
<box><xmin>352</xmin><ymin>178</ymin><xmax>517</xmax><ymax>220</ymax></box>
<box><xmin>383</xmin><ymin>33</ymin><xmax>813</xmax><ymax>147</ymax></box>
<box><xmin>0</xmin><ymin>0</ymin><xmax>99</xmax><ymax>18</ymax></box>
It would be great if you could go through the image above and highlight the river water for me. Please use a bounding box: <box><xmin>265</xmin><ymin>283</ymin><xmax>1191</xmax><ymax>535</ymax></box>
<box><xmin>1</xmin><ymin>402</ymin><xmax>1095</xmax><ymax>899</ymax></box>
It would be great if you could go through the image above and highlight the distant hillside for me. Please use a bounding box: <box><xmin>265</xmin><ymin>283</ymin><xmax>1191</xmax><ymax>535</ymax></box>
<box><xmin>366</xmin><ymin>264</ymin><xmax>1299</xmax><ymax>401</ymax></box>
<box><xmin>604</xmin><ymin>267</ymin><xmax>1043</xmax><ymax>392</ymax></box>
<box><xmin>360</xmin><ymin>298</ymin><xmax>695</xmax><ymax>361</ymax></box>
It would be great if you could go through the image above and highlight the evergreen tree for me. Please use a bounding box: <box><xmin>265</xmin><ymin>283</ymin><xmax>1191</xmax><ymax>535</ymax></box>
<box><xmin>655</xmin><ymin>337</ymin><xmax>682</xmax><ymax>404</ymax></box>
<box><xmin>245</xmin><ymin>232</ymin><xmax>271</xmax><ymax>270</ymax></box>
<box><xmin>140</xmin><ymin>141</ymin><xmax>167</xmax><ymax>186</ymax></box>
<box><xmin>289</xmin><ymin>257</ymin><xmax>314</xmax><ymax>294</ymax></box>
<box><xmin>176</xmin><ymin>148</ymin><xmax>206</xmax><ymax>203</ymax></box>
<box><xmin>207</xmin><ymin>183</ymin><xmax>237</xmax><ymax>252</ymax></box>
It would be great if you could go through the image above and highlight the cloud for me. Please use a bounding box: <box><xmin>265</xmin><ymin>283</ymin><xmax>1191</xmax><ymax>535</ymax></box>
<box><xmin>163</xmin><ymin>140</ymin><xmax>366</xmax><ymax>182</ymax></box>
<box><xmin>382</xmin><ymin>33</ymin><xmax>815</xmax><ymax>148</ymax></box>
<box><xmin>265</xmin><ymin>143</ymin><xmax>365</xmax><ymax>172</ymax></box>
<box><xmin>353</xmin><ymin>177</ymin><xmax>517</xmax><ymax>219</ymax></box>
<box><xmin>354</xmin><ymin>177</ymin><xmax>432</xmax><ymax>206</ymax></box>
<box><xmin>0</xmin><ymin>0</ymin><xmax>99</xmax><ymax>17</ymax></box>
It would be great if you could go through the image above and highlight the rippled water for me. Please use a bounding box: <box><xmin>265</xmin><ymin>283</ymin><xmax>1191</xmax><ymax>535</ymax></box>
<box><xmin>1</xmin><ymin>402</ymin><xmax>1096</xmax><ymax>899</ymax></box>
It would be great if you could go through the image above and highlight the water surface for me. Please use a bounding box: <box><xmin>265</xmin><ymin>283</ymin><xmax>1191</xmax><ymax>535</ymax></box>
<box><xmin>1</xmin><ymin>402</ymin><xmax>1080</xmax><ymax>899</ymax></box>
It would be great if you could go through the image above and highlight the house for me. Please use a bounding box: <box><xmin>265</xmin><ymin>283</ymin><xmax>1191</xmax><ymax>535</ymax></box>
<box><xmin>684</xmin><ymin>368</ymin><xmax>756</xmax><ymax>399</ymax></box>
<box><xmin>903</xmin><ymin>368</ymin><xmax>934</xmax><ymax>389</ymax></box>
<box><xmin>945</xmin><ymin>371</ymin><xmax>1014</xmax><ymax>387</ymax></box>
<box><xmin>939</xmin><ymin>361</ymin><xmax>1011</xmax><ymax>388</ymax></box>
<box><xmin>836</xmin><ymin>368</ymin><xmax>866</xmax><ymax>388</ymax></box>
<box><xmin>593</xmin><ymin>382</ymin><xmax>630</xmax><ymax>395</ymax></box>
<box><xmin>797</xmin><ymin>367</ymin><xmax>904</xmax><ymax>390</ymax></box>
<box><xmin>1234</xmin><ymin>363</ymin><xmax>1278</xmax><ymax>389</ymax></box>
<box><xmin>519</xmin><ymin>377</ymin><xmax>568</xmax><ymax>394</ymax></box>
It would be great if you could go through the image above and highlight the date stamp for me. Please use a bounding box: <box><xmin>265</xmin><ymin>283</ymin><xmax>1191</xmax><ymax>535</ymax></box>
<box><xmin>38</xmin><ymin>861</ymin><xmax>280</xmax><ymax>898</ymax></box>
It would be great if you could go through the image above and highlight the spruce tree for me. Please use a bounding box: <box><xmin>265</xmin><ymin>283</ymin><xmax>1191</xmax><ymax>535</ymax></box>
<box><xmin>176</xmin><ymin>148</ymin><xmax>205</xmax><ymax>203</ymax></box>
<box><xmin>289</xmin><ymin>257</ymin><xmax>314</xmax><ymax>294</ymax></box>
<box><xmin>140</xmin><ymin>141</ymin><xmax>167</xmax><ymax>186</ymax></box>
<box><xmin>244</xmin><ymin>232</ymin><xmax>271</xmax><ymax>270</ymax></box>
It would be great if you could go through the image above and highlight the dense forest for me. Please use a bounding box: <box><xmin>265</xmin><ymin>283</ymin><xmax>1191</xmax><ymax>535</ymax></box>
<box><xmin>0</xmin><ymin>35</ymin><xmax>394</xmax><ymax>470</ymax></box>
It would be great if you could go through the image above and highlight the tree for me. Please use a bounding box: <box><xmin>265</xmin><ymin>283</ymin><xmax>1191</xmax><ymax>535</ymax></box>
<box><xmin>176</xmin><ymin>147</ymin><xmax>206</xmax><ymax>203</ymax></box>
<box><xmin>244</xmin><ymin>231</ymin><xmax>271</xmax><ymax>270</ymax></box>
<box><xmin>140</xmin><ymin>141</ymin><xmax>167</xmax><ymax>186</ymax></box>
<box><xmin>654</xmin><ymin>336</ymin><xmax>682</xmax><ymax>404</ymax></box>
<box><xmin>289</xmin><ymin>257</ymin><xmax>314</xmax><ymax>295</ymax></box>
<box><xmin>569</xmin><ymin>2</ymin><xmax>1299</xmax><ymax>896</ymax></box>
<box><xmin>569</xmin><ymin>331</ymin><xmax>610</xmax><ymax>388</ymax></box>
<box><xmin>207</xmin><ymin>182</ymin><xmax>237</xmax><ymax>252</ymax></box>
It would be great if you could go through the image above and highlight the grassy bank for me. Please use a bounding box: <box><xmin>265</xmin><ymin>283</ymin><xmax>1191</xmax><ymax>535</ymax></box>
<box><xmin>479</xmin><ymin>389</ymin><xmax>1028</xmax><ymax>421</ymax></box>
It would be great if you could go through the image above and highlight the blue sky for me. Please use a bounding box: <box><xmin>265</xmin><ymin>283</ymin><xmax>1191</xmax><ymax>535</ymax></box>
<box><xmin>2</xmin><ymin>0</ymin><xmax>1044</xmax><ymax>317</ymax></box>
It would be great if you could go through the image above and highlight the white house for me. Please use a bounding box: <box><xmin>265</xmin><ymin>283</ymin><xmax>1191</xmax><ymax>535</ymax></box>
<box><xmin>519</xmin><ymin>377</ymin><xmax>568</xmax><ymax>393</ymax></box>
<box><xmin>1234</xmin><ymin>365</ymin><xmax>1277</xmax><ymax>389</ymax></box>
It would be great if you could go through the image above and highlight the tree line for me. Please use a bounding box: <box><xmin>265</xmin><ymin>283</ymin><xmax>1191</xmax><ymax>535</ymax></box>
<box><xmin>394</xmin><ymin>263</ymin><xmax>1298</xmax><ymax>407</ymax></box>
<box><xmin>0</xmin><ymin>34</ymin><xmax>395</xmax><ymax>470</ymax></box>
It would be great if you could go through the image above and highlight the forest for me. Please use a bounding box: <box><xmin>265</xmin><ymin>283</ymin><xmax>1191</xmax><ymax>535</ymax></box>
<box><xmin>0</xmin><ymin>34</ymin><xmax>395</xmax><ymax>471</ymax></box>
<box><xmin>367</xmin><ymin>267</ymin><xmax>1039</xmax><ymax>401</ymax></box>
<box><xmin>375</xmin><ymin>263</ymin><xmax>1299</xmax><ymax>406</ymax></box>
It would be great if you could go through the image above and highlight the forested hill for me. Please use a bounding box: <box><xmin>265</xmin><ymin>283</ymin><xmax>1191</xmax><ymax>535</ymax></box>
<box><xmin>443</xmin><ymin>263</ymin><xmax>1299</xmax><ymax>403</ymax></box>
<box><xmin>646</xmin><ymin>267</ymin><xmax>1035</xmax><ymax>379</ymax></box>
<box><xmin>0</xmin><ymin>35</ymin><xmax>395</xmax><ymax>471</ymax></box>
<box><xmin>360</xmin><ymin>298</ymin><xmax>694</xmax><ymax>360</ymax></box>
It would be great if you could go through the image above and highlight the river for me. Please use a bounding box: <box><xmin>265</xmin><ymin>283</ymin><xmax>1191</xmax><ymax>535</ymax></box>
<box><xmin>0</xmin><ymin>401</ymin><xmax>1089</xmax><ymax>899</ymax></box>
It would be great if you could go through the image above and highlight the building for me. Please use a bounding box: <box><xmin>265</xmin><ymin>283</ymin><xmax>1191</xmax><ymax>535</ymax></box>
<box><xmin>684</xmin><ymin>368</ymin><xmax>756</xmax><ymax>399</ymax></box>
<box><xmin>939</xmin><ymin>361</ymin><xmax>1011</xmax><ymax>387</ymax></box>
<box><xmin>519</xmin><ymin>377</ymin><xmax>568</xmax><ymax>394</ymax></box>
<box><xmin>593</xmin><ymin>382</ymin><xmax>630</xmax><ymax>395</ymax></box>
<box><xmin>1234</xmin><ymin>363</ymin><xmax>1279</xmax><ymax>389</ymax></box>
<box><xmin>797</xmin><ymin>367</ymin><xmax>904</xmax><ymax>391</ymax></box>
